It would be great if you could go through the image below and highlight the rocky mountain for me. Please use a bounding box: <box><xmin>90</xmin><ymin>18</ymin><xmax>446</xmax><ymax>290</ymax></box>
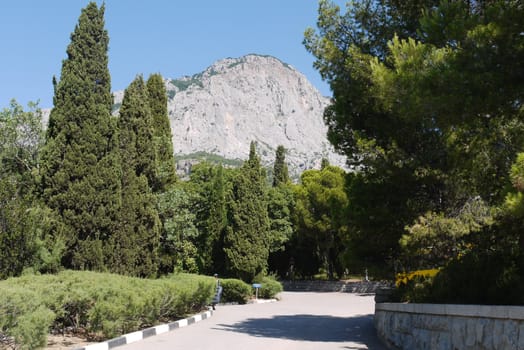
<box><xmin>116</xmin><ymin>54</ymin><xmax>346</xmax><ymax>177</ymax></box>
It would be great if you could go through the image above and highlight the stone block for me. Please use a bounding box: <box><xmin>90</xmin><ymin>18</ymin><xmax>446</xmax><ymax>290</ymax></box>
<box><xmin>518</xmin><ymin>322</ymin><xmax>524</xmax><ymax>349</ymax></box>
<box><xmin>430</xmin><ymin>331</ymin><xmax>451</xmax><ymax>350</ymax></box>
<box><xmin>413</xmin><ymin>328</ymin><xmax>432</xmax><ymax>350</ymax></box>
<box><xmin>394</xmin><ymin>313</ymin><xmax>412</xmax><ymax>333</ymax></box>
<box><xmin>451</xmin><ymin>317</ymin><xmax>467</xmax><ymax>349</ymax></box>
<box><xmin>501</xmin><ymin>320</ymin><xmax>518</xmax><ymax>350</ymax></box>
<box><xmin>493</xmin><ymin>320</ymin><xmax>504</xmax><ymax>349</ymax></box>
<box><xmin>477</xmin><ymin>318</ymin><xmax>494</xmax><ymax>349</ymax></box>
<box><xmin>427</xmin><ymin>315</ymin><xmax>451</xmax><ymax>331</ymax></box>
<box><xmin>401</xmin><ymin>333</ymin><xmax>415</xmax><ymax>350</ymax></box>
<box><xmin>465</xmin><ymin>318</ymin><xmax>478</xmax><ymax>347</ymax></box>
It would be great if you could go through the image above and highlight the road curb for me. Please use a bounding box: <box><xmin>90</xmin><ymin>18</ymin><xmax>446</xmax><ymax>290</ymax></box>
<box><xmin>73</xmin><ymin>310</ymin><xmax>213</xmax><ymax>350</ymax></box>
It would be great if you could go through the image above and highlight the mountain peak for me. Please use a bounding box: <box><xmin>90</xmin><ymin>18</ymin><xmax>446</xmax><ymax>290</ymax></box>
<box><xmin>117</xmin><ymin>54</ymin><xmax>345</xmax><ymax>177</ymax></box>
<box><xmin>166</xmin><ymin>54</ymin><xmax>344</xmax><ymax>177</ymax></box>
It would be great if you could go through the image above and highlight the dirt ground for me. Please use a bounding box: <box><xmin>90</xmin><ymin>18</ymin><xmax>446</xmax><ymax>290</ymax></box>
<box><xmin>45</xmin><ymin>334</ymin><xmax>93</xmax><ymax>350</ymax></box>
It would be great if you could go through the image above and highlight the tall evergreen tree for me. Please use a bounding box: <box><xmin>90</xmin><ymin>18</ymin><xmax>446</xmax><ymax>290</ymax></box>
<box><xmin>267</xmin><ymin>145</ymin><xmax>294</xmax><ymax>274</ymax></box>
<box><xmin>147</xmin><ymin>73</ymin><xmax>177</xmax><ymax>192</ymax></box>
<box><xmin>39</xmin><ymin>2</ymin><xmax>121</xmax><ymax>270</ymax></box>
<box><xmin>112</xmin><ymin>75</ymin><xmax>161</xmax><ymax>276</ymax></box>
<box><xmin>205</xmin><ymin>164</ymin><xmax>228</xmax><ymax>274</ymax></box>
<box><xmin>224</xmin><ymin>142</ymin><xmax>270</xmax><ymax>281</ymax></box>
<box><xmin>272</xmin><ymin>145</ymin><xmax>289</xmax><ymax>187</ymax></box>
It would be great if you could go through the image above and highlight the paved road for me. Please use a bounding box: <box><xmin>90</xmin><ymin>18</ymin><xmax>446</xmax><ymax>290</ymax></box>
<box><xmin>120</xmin><ymin>292</ymin><xmax>387</xmax><ymax>350</ymax></box>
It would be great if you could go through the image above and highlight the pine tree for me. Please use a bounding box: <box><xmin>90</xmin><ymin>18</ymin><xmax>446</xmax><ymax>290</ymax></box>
<box><xmin>39</xmin><ymin>2</ymin><xmax>121</xmax><ymax>270</ymax></box>
<box><xmin>224</xmin><ymin>142</ymin><xmax>270</xmax><ymax>281</ymax></box>
<box><xmin>112</xmin><ymin>75</ymin><xmax>161</xmax><ymax>276</ymax></box>
<box><xmin>147</xmin><ymin>73</ymin><xmax>177</xmax><ymax>192</ymax></box>
<box><xmin>272</xmin><ymin>145</ymin><xmax>289</xmax><ymax>187</ymax></box>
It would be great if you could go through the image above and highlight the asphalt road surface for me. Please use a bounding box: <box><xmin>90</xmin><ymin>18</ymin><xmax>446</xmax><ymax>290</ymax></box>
<box><xmin>119</xmin><ymin>291</ymin><xmax>387</xmax><ymax>350</ymax></box>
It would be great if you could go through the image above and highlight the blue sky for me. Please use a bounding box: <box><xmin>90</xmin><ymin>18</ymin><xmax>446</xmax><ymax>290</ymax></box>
<box><xmin>0</xmin><ymin>1</ymin><xmax>343</xmax><ymax>109</ymax></box>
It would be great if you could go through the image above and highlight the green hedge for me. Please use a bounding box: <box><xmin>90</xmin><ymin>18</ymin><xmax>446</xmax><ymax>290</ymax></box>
<box><xmin>220</xmin><ymin>279</ymin><xmax>252</xmax><ymax>304</ymax></box>
<box><xmin>253</xmin><ymin>275</ymin><xmax>283</xmax><ymax>299</ymax></box>
<box><xmin>0</xmin><ymin>271</ymin><xmax>215</xmax><ymax>348</ymax></box>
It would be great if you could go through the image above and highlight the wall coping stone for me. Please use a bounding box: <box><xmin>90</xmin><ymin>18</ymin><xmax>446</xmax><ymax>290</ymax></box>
<box><xmin>376</xmin><ymin>302</ymin><xmax>524</xmax><ymax>320</ymax></box>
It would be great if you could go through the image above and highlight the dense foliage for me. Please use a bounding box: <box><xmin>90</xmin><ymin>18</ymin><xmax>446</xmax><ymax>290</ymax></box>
<box><xmin>219</xmin><ymin>278</ymin><xmax>253</xmax><ymax>304</ymax></box>
<box><xmin>253</xmin><ymin>274</ymin><xmax>284</xmax><ymax>299</ymax></box>
<box><xmin>224</xmin><ymin>142</ymin><xmax>271</xmax><ymax>281</ymax></box>
<box><xmin>0</xmin><ymin>271</ymin><xmax>215</xmax><ymax>348</ymax></box>
<box><xmin>287</xmin><ymin>164</ymin><xmax>348</xmax><ymax>279</ymax></box>
<box><xmin>147</xmin><ymin>73</ymin><xmax>177</xmax><ymax>192</ymax></box>
<box><xmin>0</xmin><ymin>101</ymin><xmax>63</xmax><ymax>279</ymax></box>
<box><xmin>113</xmin><ymin>75</ymin><xmax>161</xmax><ymax>276</ymax></box>
<box><xmin>39</xmin><ymin>2</ymin><xmax>121</xmax><ymax>271</ymax></box>
<box><xmin>305</xmin><ymin>0</ymin><xmax>524</xmax><ymax>301</ymax></box>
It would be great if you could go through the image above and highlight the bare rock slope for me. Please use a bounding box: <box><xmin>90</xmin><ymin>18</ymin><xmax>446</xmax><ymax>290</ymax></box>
<box><xmin>122</xmin><ymin>54</ymin><xmax>345</xmax><ymax>176</ymax></box>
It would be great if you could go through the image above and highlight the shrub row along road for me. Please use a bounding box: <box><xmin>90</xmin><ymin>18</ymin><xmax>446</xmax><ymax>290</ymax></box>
<box><xmin>119</xmin><ymin>291</ymin><xmax>387</xmax><ymax>350</ymax></box>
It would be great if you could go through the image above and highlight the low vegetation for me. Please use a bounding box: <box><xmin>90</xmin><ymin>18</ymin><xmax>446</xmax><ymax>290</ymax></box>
<box><xmin>220</xmin><ymin>279</ymin><xmax>252</xmax><ymax>304</ymax></box>
<box><xmin>0</xmin><ymin>271</ymin><xmax>215</xmax><ymax>348</ymax></box>
<box><xmin>253</xmin><ymin>275</ymin><xmax>283</xmax><ymax>299</ymax></box>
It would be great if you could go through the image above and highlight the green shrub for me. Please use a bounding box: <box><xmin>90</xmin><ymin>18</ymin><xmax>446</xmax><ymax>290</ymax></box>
<box><xmin>253</xmin><ymin>275</ymin><xmax>283</xmax><ymax>299</ymax></box>
<box><xmin>393</xmin><ymin>248</ymin><xmax>524</xmax><ymax>305</ymax></box>
<box><xmin>0</xmin><ymin>286</ymin><xmax>55</xmax><ymax>349</ymax></box>
<box><xmin>220</xmin><ymin>279</ymin><xmax>252</xmax><ymax>304</ymax></box>
<box><xmin>392</xmin><ymin>269</ymin><xmax>439</xmax><ymax>302</ymax></box>
<box><xmin>426</xmin><ymin>249</ymin><xmax>524</xmax><ymax>305</ymax></box>
<box><xmin>13</xmin><ymin>306</ymin><xmax>55</xmax><ymax>350</ymax></box>
<box><xmin>0</xmin><ymin>271</ymin><xmax>215</xmax><ymax>348</ymax></box>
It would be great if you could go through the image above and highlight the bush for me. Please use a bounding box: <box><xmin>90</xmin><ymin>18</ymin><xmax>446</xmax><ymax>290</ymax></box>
<box><xmin>0</xmin><ymin>287</ymin><xmax>55</xmax><ymax>349</ymax></box>
<box><xmin>0</xmin><ymin>271</ymin><xmax>215</xmax><ymax>348</ymax></box>
<box><xmin>253</xmin><ymin>275</ymin><xmax>283</xmax><ymax>299</ymax></box>
<box><xmin>220</xmin><ymin>279</ymin><xmax>252</xmax><ymax>304</ymax></box>
<box><xmin>426</xmin><ymin>250</ymin><xmax>524</xmax><ymax>305</ymax></box>
<box><xmin>392</xmin><ymin>269</ymin><xmax>439</xmax><ymax>303</ymax></box>
<box><xmin>13</xmin><ymin>306</ymin><xmax>55</xmax><ymax>350</ymax></box>
<box><xmin>393</xmin><ymin>248</ymin><xmax>524</xmax><ymax>305</ymax></box>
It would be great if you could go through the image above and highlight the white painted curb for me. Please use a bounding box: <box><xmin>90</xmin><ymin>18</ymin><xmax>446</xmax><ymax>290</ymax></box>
<box><xmin>73</xmin><ymin>310</ymin><xmax>213</xmax><ymax>350</ymax></box>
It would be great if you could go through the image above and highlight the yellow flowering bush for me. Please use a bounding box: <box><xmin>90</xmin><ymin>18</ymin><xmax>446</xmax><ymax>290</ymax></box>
<box><xmin>394</xmin><ymin>269</ymin><xmax>440</xmax><ymax>302</ymax></box>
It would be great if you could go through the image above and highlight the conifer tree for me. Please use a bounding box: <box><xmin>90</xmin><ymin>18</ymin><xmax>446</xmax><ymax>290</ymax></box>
<box><xmin>224</xmin><ymin>142</ymin><xmax>270</xmax><ymax>281</ymax></box>
<box><xmin>147</xmin><ymin>73</ymin><xmax>177</xmax><ymax>192</ymax></box>
<box><xmin>39</xmin><ymin>2</ymin><xmax>121</xmax><ymax>270</ymax></box>
<box><xmin>112</xmin><ymin>75</ymin><xmax>161</xmax><ymax>276</ymax></box>
<box><xmin>205</xmin><ymin>165</ymin><xmax>228</xmax><ymax>273</ymax></box>
<box><xmin>273</xmin><ymin>145</ymin><xmax>289</xmax><ymax>187</ymax></box>
<box><xmin>267</xmin><ymin>146</ymin><xmax>294</xmax><ymax>273</ymax></box>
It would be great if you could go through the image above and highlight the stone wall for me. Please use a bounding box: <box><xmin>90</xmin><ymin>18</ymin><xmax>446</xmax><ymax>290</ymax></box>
<box><xmin>375</xmin><ymin>303</ymin><xmax>524</xmax><ymax>349</ymax></box>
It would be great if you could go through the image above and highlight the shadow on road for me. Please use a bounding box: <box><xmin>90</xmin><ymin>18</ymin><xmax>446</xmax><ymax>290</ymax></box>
<box><xmin>214</xmin><ymin>313</ymin><xmax>384</xmax><ymax>348</ymax></box>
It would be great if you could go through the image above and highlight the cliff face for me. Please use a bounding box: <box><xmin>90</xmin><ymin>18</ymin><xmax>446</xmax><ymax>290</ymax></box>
<box><xmin>117</xmin><ymin>54</ymin><xmax>346</xmax><ymax>176</ymax></box>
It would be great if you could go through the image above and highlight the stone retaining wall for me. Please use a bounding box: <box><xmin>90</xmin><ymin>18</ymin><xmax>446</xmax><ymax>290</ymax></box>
<box><xmin>282</xmin><ymin>280</ymin><xmax>386</xmax><ymax>293</ymax></box>
<box><xmin>375</xmin><ymin>303</ymin><xmax>524</xmax><ymax>349</ymax></box>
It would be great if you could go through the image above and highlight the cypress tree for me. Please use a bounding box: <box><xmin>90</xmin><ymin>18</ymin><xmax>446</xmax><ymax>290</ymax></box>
<box><xmin>224</xmin><ymin>142</ymin><xmax>270</xmax><ymax>281</ymax></box>
<box><xmin>273</xmin><ymin>145</ymin><xmax>289</xmax><ymax>187</ymax></box>
<box><xmin>112</xmin><ymin>75</ymin><xmax>161</xmax><ymax>276</ymax></box>
<box><xmin>40</xmin><ymin>2</ymin><xmax>121</xmax><ymax>270</ymax></box>
<box><xmin>205</xmin><ymin>164</ymin><xmax>228</xmax><ymax>274</ymax></box>
<box><xmin>146</xmin><ymin>73</ymin><xmax>177</xmax><ymax>192</ymax></box>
